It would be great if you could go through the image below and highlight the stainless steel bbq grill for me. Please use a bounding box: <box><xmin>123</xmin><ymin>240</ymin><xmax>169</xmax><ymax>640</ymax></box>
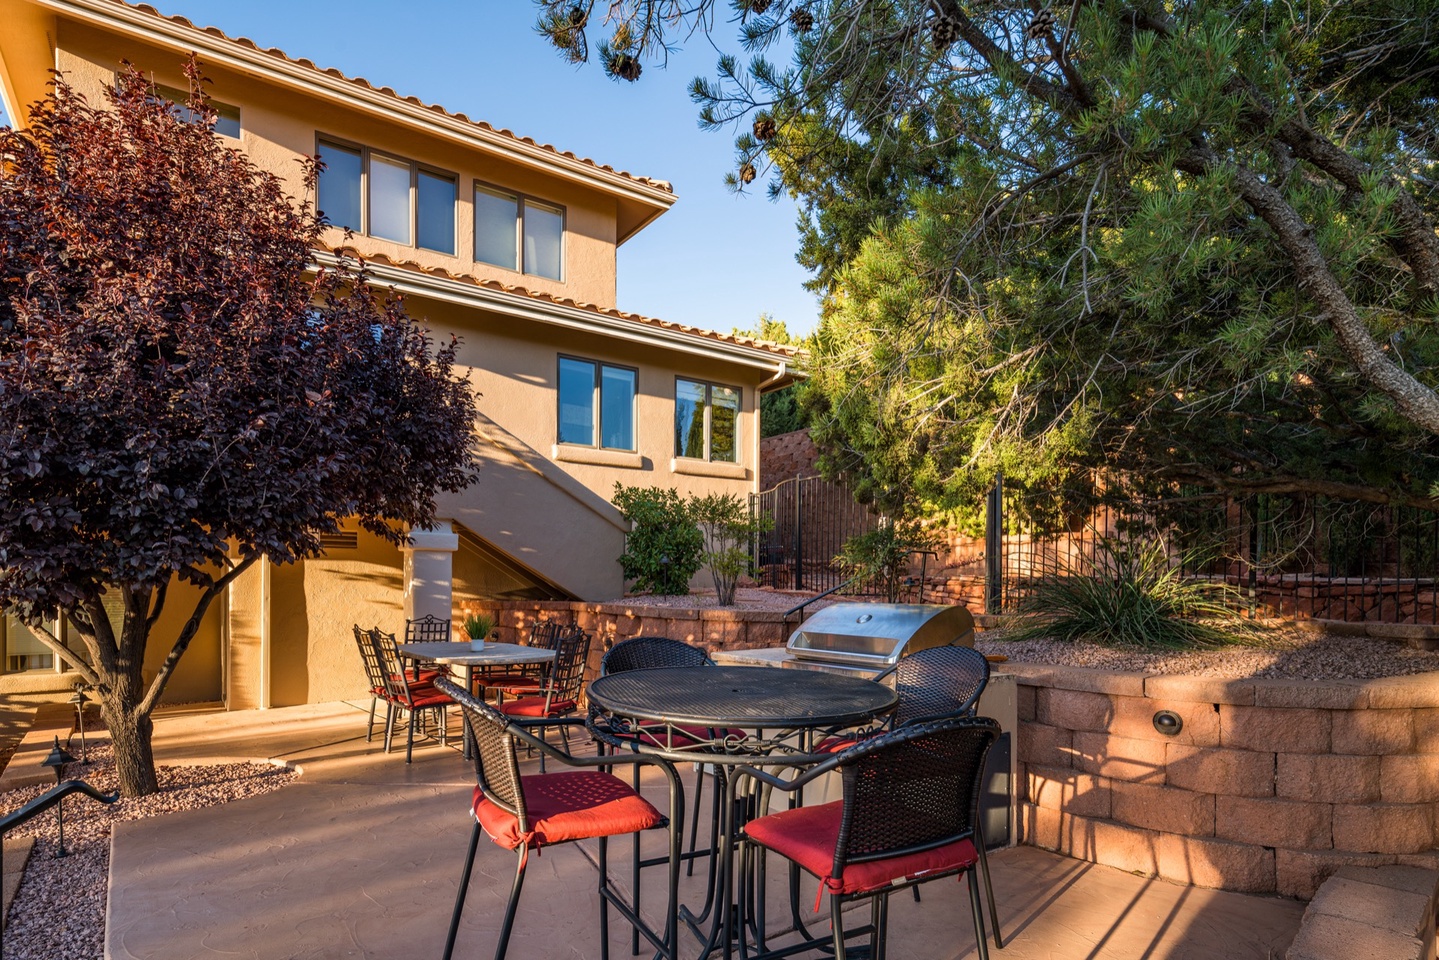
<box><xmin>784</xmin><ymin>603</ymin><xmax>976</xmax><ymax>678</ymax></box>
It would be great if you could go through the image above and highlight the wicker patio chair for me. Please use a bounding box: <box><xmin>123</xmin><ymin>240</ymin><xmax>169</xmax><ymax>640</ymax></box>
<box><xmin>818</xmin><ymin>643</ymin><xmax>991</xmax><ymax>752</ymax></box>
<box><xmin>353</xmin><ymin>624</ymin><xmax>438</xmax><ymax>743</ymax></box>
<box><xmin>434</xmin><ymin>676</ymin><xmax>682</xmax><ymax>960</ymax></box>
<box><xmin>735</xmin><ymin>715</ymin><xmax>1003</xmax><ymax>960</ymax></box>
<box><xmin>370</xmin><ymin>627</ymin><xmax>453</xmax><ymax>763</ymax></box>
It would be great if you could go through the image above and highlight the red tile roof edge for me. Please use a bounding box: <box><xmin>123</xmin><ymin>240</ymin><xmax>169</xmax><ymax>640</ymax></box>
<box><xmin>344</xmin><ymin>250</ymin><xmax>800</xmax><ymax>359</ymax></box>
<box><xmin>111</xmin><ymin>0</ymin><xmax>674</xmax><ymax>196</ymax></box>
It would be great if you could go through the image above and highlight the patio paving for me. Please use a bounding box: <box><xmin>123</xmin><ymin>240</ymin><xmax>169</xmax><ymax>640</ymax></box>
<box><xmin>103</xmin><ymin>701</ymin><xmax>1305</xmax><ymax>959</ymax></box>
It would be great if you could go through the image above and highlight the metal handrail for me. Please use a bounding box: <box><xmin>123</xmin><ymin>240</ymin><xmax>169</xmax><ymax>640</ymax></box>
<box><xmin>782</xmin><ymin>575</ymin><xmax>865</xmax><ymax>621</ymax></box>
<box><xmin>0</xmin><ymin>779</ymin><xmax>118</xmax><ymax>836</ymax></box>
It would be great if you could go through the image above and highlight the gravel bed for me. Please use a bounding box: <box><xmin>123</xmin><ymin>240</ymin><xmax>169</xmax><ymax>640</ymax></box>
<box><xmin>978</xmin><ymin>625</ymin><xmax>1439</xmax><ymax>681</ymax></box>
<box><xmin>2</xmin><ymin>742</ymin><xmax>297</xmax><ymax>959</ymax></box>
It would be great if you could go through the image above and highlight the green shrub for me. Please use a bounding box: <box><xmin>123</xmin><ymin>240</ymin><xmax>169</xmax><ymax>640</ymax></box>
<box><xmin>691</xmin><ymin>492</ymin><xmax>772</xmax><ymax>606</ymax></box>
<box><xmin>613</xmin><ymin>484</ymin><xmax>704</xmax><ymax>595</ymax></box>
<box><xmin>1008</xmin><ymin>536</ymin><xmax>1245</xmax><ymax>649</ymax></box>
<box><xmin>835</xmin><ymin>519</ymin><xmax>937</xmax><ymax>603</ymax></box>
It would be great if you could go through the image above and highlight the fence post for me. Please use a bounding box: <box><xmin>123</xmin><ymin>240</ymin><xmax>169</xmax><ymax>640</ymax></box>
<box><xmin>793</xmin><ymin>479</ymin><xmax>805</xmax><ymax>591</ymax></box>
<box><xmin>985</xmin><ymin>471</ymin><xmax>1004</xmax><ymax>614</ymax></box>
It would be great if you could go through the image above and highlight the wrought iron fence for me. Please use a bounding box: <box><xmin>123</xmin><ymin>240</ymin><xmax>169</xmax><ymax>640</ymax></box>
<box><xmin>987</xmin><ymin>474</ymin><xmax>1439</xmax><ymax>624</ymax></box>
<box><xmin>750</xmin><ymin>476</ymin><xmax>878</xmax><ymax>594</ymax></box>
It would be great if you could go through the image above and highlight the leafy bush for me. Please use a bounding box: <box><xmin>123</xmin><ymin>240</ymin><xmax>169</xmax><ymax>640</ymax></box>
<box><xmin>462</xmin><ymin>613</ymin><xmax>494</xmax><ymax>641</ymax></box>
<box><xmin>691</xmin><ymin>493</ymin><xmax>772</xmax><ymax>606</ymax></box>
<box><xmin>1008</xmin><ymin>537</ymin><xmax>1245</xmax><ymax>649</ymax></box>
<box><xmin>835</xmin><ymin>519</ymin><xmax>938</xmax><ymax>603</ymax></box>
<box><xmin>613</xmin><ymin>484</ymin><xmax>704</xmax><ymax>595</ymax></box>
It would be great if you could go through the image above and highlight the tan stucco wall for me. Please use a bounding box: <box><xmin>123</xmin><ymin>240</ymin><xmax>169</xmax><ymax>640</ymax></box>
<box><xmin>51</xmin><ymin>20</ymin><xmax>620</xmax><ymax>308</ymax></box>
<box><xmin>267</xmin><ymin>529</ymin><xmax>406</xmax><ymax>707</ymax></box>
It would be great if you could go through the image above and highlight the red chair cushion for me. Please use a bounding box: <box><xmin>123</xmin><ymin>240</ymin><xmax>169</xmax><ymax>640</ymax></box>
<box><xmin>499</xmin><ymin>696</ymin><xmax>577</xmax><ymax>718</ymax></box>
<box><xmin>396</xmin><ymin>670</ymin><xmax>441</xmax><ymax>684</ymax></box>
<box><xmin>743</xmin><ymin>799</ymin><xmax>978</xmax><ymax>896</ymax></box>
<box><xmin>473</xmin><ymin>771</ymin><xmax>664</xmax><ymax>851</ymax></box>
<box><xmin>406</xmin><ymin>688</ymin><xmax>453</xmax><ymax>709</ymax></box>
<box><xmin>814</xmin><ymin>735</ymin><xmax>864</xmax><ymax>754</ymax></box>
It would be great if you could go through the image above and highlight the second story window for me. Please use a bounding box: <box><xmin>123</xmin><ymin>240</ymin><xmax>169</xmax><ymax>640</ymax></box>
<box><xmin>559</xmin><ymin>356</ymin><xmax>636</xmax><ymax>451</ymax></box>
<box><xmin>676</xmin><ymin>379</ymin><xmax>740</xmax><ymax>463</ymax></box>
<box><xmin>475</xmin><ymin>184</ymin><xmax>564</xmax><ymax>281</ymax></box>
<box><xmin>152</xmin><ymin>83</ymin><xmax>241</xmax><ymax>139</ymax></box>
<box><xmin>317</xmin><ymin>138</ymin><xmax>456</xmax><ymax>255</ymax></box>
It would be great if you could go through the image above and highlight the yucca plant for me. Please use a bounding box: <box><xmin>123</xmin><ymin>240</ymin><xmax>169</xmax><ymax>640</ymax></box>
<box><xmin>1007</xmin><ymin>535</ymin><xmax>1244</xmax><ymax>649</ymax></box>
<box><xmin>462</xmin><ymin>613</ymin><xmax>495</xmax><ymax>642</ymax></box>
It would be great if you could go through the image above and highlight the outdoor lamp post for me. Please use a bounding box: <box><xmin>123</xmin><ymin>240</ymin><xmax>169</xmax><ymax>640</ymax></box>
<box><xmin>67</xmin><ymin>685</ymin><xmax>92</xmax><ymax>763</ymax></box>
<box><xmin>40</xmin><ymin>737</ymin><xmax>77</xmax><ymax>858</ymax></box>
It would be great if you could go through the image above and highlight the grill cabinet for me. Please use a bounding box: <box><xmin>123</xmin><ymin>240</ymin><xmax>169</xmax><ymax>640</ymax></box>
<box><xmin>785</xmin><ymin>603</ymin><xmax>976</xmax><ymax>678</ymax></box>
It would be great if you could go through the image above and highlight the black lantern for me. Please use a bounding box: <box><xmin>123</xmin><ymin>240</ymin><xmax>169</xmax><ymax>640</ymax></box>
<box><xmin>40</xmin><ymin>736</ymin><xmax>77</xmax><ymax>858</ymax></box>
<box><xmin>67</xmin><ymin>686</ymin><xmax>92</xmax><ymax>764</ymax></box>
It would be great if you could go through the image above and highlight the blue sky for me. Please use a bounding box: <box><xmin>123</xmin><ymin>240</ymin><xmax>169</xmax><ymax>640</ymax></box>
<box><xmin>0</xmin><ymin>1</ymin><xmax>819</xmax><ymax>337</ymax></box>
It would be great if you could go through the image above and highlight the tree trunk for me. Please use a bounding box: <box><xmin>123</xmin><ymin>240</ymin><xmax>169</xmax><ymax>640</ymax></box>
<box><xmin>100</xmin><ymin>691</ymin><xmax>159</xmax><ymax>798</ymax></box>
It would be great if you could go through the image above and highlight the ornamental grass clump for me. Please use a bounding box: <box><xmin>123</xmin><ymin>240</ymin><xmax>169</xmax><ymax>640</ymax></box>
<box><xmin>1008</xmin><ymin>537</ymin><xmax>1246</xmax><ymax>650</ymax></box>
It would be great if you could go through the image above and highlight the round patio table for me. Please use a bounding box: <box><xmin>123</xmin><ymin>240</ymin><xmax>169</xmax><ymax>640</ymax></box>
<box><xmin>587</xmin><ymin>665</ymin><xmax>897</xmax><ymax>959</ymax></box>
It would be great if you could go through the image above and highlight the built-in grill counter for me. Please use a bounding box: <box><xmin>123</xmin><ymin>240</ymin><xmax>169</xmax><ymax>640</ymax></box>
<box><xmin>715</xmin><ymin>602</ymin><xmax>1016</xmax><ymax>846</ymax></box>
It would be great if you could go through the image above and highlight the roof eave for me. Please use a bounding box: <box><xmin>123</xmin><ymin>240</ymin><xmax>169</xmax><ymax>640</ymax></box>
<box><xmin>32</xmin><ymin>0</ymin><xmax>678</xmax><ymax>213</ymax></box>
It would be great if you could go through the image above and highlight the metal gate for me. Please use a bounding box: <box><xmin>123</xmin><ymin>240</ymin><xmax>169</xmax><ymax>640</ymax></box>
<box><xmin>750</xmin><ymin>476</ymin><xmax>877</xmax><ymax>593</ymax></box>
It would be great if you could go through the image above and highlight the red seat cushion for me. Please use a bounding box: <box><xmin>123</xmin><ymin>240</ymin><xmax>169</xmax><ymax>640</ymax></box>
<box><xmin>499</xmin><ymin>696</ymin><xmax>577</xmax><ymax>718</ymax></box>
<box><xmin>743</xmin><ymin>799</ymin><xmax>977</xmax><ymax>897</ymax></box>
<box><xmin>405</xmin><ymin>688</ymin><xmax>453</xmax><ymax>709</ymax></box>
<box><xmin>474</xmin><ymin>771</ymin><xmax>664</xmax><ymax>851</ymax></box>
<box><xmin>814</xmin><ymin>735</ymin><xmax>864</xmax><ymax>754</ymax></box>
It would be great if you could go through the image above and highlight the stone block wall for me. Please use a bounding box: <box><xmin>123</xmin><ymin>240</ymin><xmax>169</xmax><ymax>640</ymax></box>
<box><xmin>758</xmin><ymin>429</ymin><xmax>819</xmax><ymax>488</ymax></box>
<box><xmin>1008</xmin><ymin>663</ymin><xmax>1439</xmax><ymax>898</ymax></box>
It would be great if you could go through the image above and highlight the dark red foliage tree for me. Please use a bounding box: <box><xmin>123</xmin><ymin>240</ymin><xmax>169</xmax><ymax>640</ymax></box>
<box><xmin>0</xmin><ymin>62</ymin><xmax>479</xmax><ymax>797</ymax></box>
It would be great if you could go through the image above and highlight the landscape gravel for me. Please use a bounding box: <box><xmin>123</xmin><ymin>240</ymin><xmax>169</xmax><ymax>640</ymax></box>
<box><xmin>1</xmin><ymin>742</ymin><xmax>296</xmax><ymax>960</ymax></box>
<box><xmin>978</xmin><ymin>624</ymin><xmax>1439</xmax><ymax>680</ymax></box>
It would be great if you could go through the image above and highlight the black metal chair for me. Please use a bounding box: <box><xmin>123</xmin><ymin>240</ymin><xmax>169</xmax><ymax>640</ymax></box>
<box><xmin>353</xmin><ymin>624</ymin><xmax>437</xmax><ymax>743</ymax></box>
<box><xmin>736</xmin><ymin>715</ymin><xmax>1003</xmax><ymax>960</ymax></box>
<box><xmin>369</xmin><ymin>627</ymin><xmax>452</xmax><ymax>763</ymax></box>
<box><xmin>405</xmin><ymin>613</ymin><xmax>452</xmax><ymax>643</ymax></box>
<box><xmin>435</xmin><ymin>676</ymin><xmax>683</xmax><ymax>960</ymax></box>
<box><xmin>478</xmin><ymin>619</ymin><xmax>565</xmax><ymax>695</ymax></box>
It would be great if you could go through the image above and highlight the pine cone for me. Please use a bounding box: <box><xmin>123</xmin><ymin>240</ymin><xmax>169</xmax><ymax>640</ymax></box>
<box><xmin>790</xmin><ymin>8</ymin><xmax>814</xmax><ymax>32</ymax></box>
<box><xmin>748</xmin><ymin>0</ymin><xmax>773</xmax><ymax>13</ymax></box>
<box><xmin>753</xmin><ymin>114</ymin><xmax>777</xmax><ymax>141</ymax></box>
<box><xmin>739</xmin><ymin>162</ymin><xmax>757</xmax><ymax>184</ymax></box>
<box><xmin>1027</xmin><ymin>8</ymin><xmax>1056</xmax><ymax>39</ymax></box>
<box><xmin>608</xmin><ymin>52</ymin><xmax>643</xmax><ymax>82</ymax></box>
<box><xmin>567</xmin><ymin>4</ymin><xmax>587</xmax><ymax>27</ymax></box>
<box><xmin>931</xmin><ymin>15</ymin><xmax>959</xmax><ymax>49</ymax></box>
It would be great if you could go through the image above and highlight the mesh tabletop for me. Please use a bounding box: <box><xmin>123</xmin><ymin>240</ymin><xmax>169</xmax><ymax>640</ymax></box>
<box><xmin>587</xmin><ymin>665</ymin><xmax>897</xmax><ymax>729</ymax></box>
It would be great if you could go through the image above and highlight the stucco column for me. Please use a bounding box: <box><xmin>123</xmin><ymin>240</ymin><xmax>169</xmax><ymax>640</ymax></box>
<box><xmin>403</xmin><ymin>521</ymin><xmax>460</xmax><ymax>627</ymax></box>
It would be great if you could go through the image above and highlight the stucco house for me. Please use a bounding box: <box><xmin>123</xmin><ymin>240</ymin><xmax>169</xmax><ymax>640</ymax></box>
<box><xmin>0</xmin><ymin>0</ymin><xmax>798</xmax><ymax>707</ymax></box>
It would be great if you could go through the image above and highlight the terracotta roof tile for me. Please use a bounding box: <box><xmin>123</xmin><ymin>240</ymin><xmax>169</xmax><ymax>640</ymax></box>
<box><xmin>347</xmin><ymin>251</ymin><xmax>800</xmax><ymax>359</ymax></box>
<box><xmin>118</xmin><ymin>1</ymin><xmax>674</xmax><ymax>195</ymax></box>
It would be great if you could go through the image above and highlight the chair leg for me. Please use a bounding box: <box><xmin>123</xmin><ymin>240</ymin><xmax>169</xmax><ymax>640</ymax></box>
<box><xmin>383</xmin><ymin>701</ymin><xmax>397</xmax><ymax>754</ymax></box>
<box><xmin>443</xmin><ymin>820</ymin><xmax>482</xmax><ymax>960</ymax></box>
<box><xmin>686</xmin><ymin>763</ymin><xmax>705</xmax><ymax>877</ymax></box>
<box><xmin>598</xmin><ymin>835</ymin><xmax>610</xmax><ymax>960</ymax></box>
<box><xmin>630</xmin><ymin>763</ymin><xmax>641</xmax><ymax>956</ymax></box>
<box><xmin>829</xmin><ymin>893</ymin><xmax>846</xmax><ymax>959</ymax></box>
<box><xmin>874</xmin><ymin>892</ymin><xmax>890</xmax><ymax>960</ymax></box>
<box><xmin>493</xmin><ymin>845</ymin><xmax>530</xmax><ymax>960</ymax></box>
<box><xmin>366</xmin><ymin>696</ymin><xmax>378</xmax><ymax>742</ymax></box>
<box><xmin>967</xmin><ymin>869</ymin><xmax>991</xmax><ymax>960</ymax></box>
<box><xmin>975</xmin><ymin>823</ymin><xmax>1003</xmax><ymax>947</ymax></box>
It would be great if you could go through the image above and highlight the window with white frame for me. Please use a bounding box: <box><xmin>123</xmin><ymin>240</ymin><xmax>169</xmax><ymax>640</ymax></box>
<box><xmin>474</xmin><ymin>184</ymin><xmax>564</xmax><ymax>281</ymax></box>
<box><xmin>559</xmin><ymin>356</ymin><xmax>636</xmax><ymax>451</ymax></box>
<box><xmin>317</xmin><ymin>138</ymin><xmax>456</xmax><ymax>255</ymax></box>
<box><xmin>675</xmin><ymin>379</ymin><xmax>739</xmax><ymax>463</ymax></box>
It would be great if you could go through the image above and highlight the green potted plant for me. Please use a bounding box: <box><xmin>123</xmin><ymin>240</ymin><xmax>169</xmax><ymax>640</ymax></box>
<box><xmin>462</xmin><ymin>613</ymin><xmax>495</xmax><ymax>651</ymax></box>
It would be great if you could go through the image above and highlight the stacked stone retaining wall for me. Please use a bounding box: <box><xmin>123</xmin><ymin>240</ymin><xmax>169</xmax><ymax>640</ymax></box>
<box><xmin>1009</xmin><ymin>663</ymin><xmax>1439</xmax><ymax>898</ymax></box>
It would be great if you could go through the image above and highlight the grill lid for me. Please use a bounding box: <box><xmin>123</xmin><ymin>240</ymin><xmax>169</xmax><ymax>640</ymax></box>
<box><xmin>787</xmin><ymin>603</ymin><xmax>975</xmax><ymax>668</ymax></box>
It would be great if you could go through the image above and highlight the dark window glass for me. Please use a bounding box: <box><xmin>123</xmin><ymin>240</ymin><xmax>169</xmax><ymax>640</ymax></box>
<box><xmin>417</xmin><ymin>171</ymin><xmax>456</xmax><ymax>254</ymax></box>
<box><xmin>676</xmin><ymin>379</ymin><xmax>707</xmax><ymax>459</ymax></box>
<box><xmin>318</xmin><ymin>141</ymin><xmax>362</xmax><ymax>232</ymax></box>
<box><xmin>601</xmin><ymin>366</ymin><xmax>636</xmax><ymax>451</ymax></box>
<box><xmin>711</xmin><ymin>386</ymin><xmax>739</xmax><ymax>463</ymax></box>
<box><xmin>558</xmin><ymin>357</ymin><xmax>596</xmax><ymax>446</ymax></box>
<box><xmin>154</xmin><ymin>83</ymin><xmax>240</xmax><ymax>138</ymax></box>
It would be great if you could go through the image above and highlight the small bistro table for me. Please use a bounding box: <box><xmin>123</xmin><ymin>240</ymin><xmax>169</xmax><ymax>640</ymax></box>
<box><xmin>398</xmin><ymin>641</ymin><xmax>557</xmax><ymax>758</ymax></box>
<box><xmin>587</xmin><ymin>665</ymin><xmax>898</xmax><ymax>959</ymax></box>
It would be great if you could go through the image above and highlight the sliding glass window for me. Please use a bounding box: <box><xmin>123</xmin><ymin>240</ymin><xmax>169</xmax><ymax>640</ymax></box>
<box><xmin>316</xmin><ymin>137</ymin><xmax>456</xmax><ymax>254</ymax></box>
<box><xmin>559</xmin><ymin>357</ymin><xmax>636</xmax><ymax>451</ymax></box>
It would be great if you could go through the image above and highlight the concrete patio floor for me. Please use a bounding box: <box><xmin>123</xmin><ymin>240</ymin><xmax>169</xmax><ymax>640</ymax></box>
<box><xmin>103</xmin><ymin>701</ymin><xmax>1306</xmax><ymax>960</ymax></box>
